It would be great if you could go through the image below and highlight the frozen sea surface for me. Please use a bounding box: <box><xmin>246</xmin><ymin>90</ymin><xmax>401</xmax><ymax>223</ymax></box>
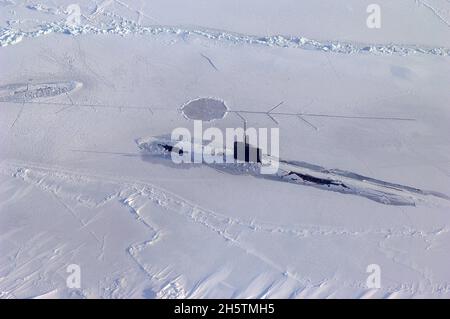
<box><xmin>1</xmin><ymin>0</ymin><xmax>450</xmax><ymax>299</ymax></box>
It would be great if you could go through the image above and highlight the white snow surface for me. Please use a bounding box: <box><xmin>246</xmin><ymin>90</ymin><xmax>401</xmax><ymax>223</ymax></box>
<box><xmin>1</xmin><ymin>0</ymin><xmax>450</xmax><ymax>299</ymax></box>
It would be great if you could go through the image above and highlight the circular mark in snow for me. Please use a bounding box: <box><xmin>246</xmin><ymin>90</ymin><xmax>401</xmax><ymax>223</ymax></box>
<box><xmin>181</xmin><ymin>97</ymin><xmax>228</xmax><ymax>121</ymax></box>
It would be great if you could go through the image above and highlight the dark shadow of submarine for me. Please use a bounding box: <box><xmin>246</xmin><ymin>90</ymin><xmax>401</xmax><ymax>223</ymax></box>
<box><xmin>136</xmin><ymin>137</ymin><xmax>449</xmax><ymax>207</ymax></box>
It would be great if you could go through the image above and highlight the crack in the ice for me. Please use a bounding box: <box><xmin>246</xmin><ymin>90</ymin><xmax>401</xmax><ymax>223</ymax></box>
<box><xmin>416</xmin><ymin>0</ymin><xmax>450</xmax><ymax>28</ymax></box>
